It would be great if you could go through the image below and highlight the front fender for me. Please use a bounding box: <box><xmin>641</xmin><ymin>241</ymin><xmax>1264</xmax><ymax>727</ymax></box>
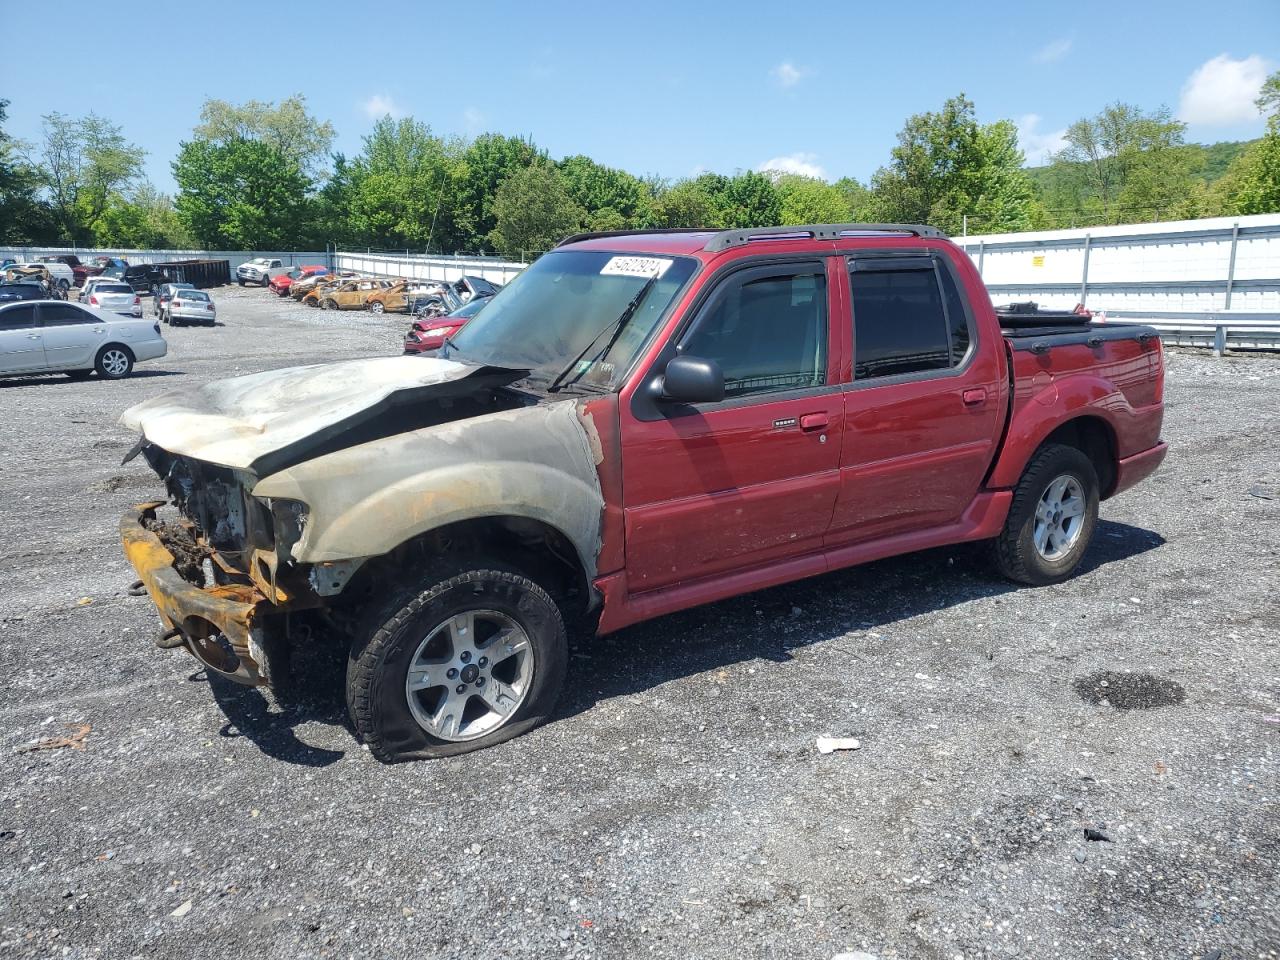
<box><xmin>251</xmin><ymin>400</ymin><xmax>606</xmax><ymax>579</ymax></box>
<box><xmin>987</xmin><ymin>373</ymin><xmax>1129</xmax><ymax>490</ymax></box>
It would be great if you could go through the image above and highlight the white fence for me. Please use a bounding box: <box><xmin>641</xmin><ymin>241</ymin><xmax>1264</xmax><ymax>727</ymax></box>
<box><xmin>955</xmin><ymin>213</ymin><xmax>1280</xmax><ymax>354</ymax></box>
<box><xmin>333</xmin><ymin>251</ymin><xmax>528</xmax><ymax>286</ymax></box>
<box><xmin>0</xmin><ymin>245</ymin><xmax>328</xmax><ymax>272</ymax></box>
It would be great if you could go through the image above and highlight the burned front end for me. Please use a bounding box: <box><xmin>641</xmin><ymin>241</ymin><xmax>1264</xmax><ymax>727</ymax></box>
<box><xmin>121</xmin><ymin>445</ymin><xmax>325</xmax><ymax>685</ymax></box>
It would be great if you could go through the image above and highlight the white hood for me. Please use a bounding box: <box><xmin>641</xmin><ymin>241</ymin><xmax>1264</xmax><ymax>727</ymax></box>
<box><xmin>120</xmin><ymin>356</ymin><xmax>523</xmax><ymax>475</ymax></box>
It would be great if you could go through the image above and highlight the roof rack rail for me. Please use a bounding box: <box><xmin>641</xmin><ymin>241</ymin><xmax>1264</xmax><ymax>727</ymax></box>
<box><xmin>556</xmin><ymin>227</ymin><xmax>713</xmax><ymax>248</ymax></box>
<box><xmin>702</xmin><ymin>223</ymin><xmax>948</xmax><ymax>252</ymax></box>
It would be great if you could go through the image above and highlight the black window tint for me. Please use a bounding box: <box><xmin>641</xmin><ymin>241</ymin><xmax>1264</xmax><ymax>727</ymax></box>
<box><xmin>40</xmin><ymin>304</ymin><xmax>92</xmax><ymax>326</ymax></box>
<box><xmin>850</xmin><ymin>266</ymin><xmax>949</xmax><ymax>380</ymax></box>
<box><xmin>937</xmin><ymin>264</ymin><xmax>971</xmax><ymax>364</ymax></box>
<box><xmin>682</xmin><ymin>269</ymin><xmax>827</xmax><ymax>399</ymax></box>
<box><xmin>0</xmin><ymin>304</ymin><xmax>38</xmax><ymax>330</ymax></box>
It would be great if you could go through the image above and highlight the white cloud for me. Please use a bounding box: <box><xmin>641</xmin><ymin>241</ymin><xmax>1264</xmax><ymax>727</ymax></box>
<box><xmin>770</xmin><ymin>61</ymin><xmax>808</xmax><ymax>88</ymax></box>
<box><xmin>362</xmin><ymin>94</ymin><xmax>403</xmax><ymax>120</ymax></box>
<box><xmin>1178</xmin><ymin>54</ymin><xmax>1273</xmax><ymax>126</ymax></box>
<box><xmin>757</xmin><ymin>152</ymin><xmax>827</xmax><ymax>180</ymax></box>
<box><xmin>1032</xmin><ymin>37</ymin><xmax>1072</xmax><ymax>64</ymax></box>
<box><xmin>462</xmin><ymin>106</ymin><xmax>486</xmax><ymax>135</ymax></box>
<box><xmin>1016</xmin><ymin>114</ymin><xmax>1068</xmax><ymax>166</ymax></box>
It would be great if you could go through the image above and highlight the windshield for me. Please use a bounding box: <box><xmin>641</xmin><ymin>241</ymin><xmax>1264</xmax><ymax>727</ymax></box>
<box><xmin>449</xmin><ymin>250</ymin><xmax>697</xmax><ymax>390</ymax></box>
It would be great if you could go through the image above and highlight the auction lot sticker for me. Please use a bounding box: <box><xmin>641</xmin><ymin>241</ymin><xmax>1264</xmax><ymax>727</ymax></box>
<box><xmin>600</xmin><ymin>256</ymin><xmax>674</xmax><ymax>278</ymax></box>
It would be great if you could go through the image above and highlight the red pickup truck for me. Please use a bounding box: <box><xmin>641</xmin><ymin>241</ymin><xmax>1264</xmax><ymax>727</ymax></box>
<box><xmin>118</xmin><ymin>223</ymin><xmax>1166</xmax><ymax>761</ymax></box>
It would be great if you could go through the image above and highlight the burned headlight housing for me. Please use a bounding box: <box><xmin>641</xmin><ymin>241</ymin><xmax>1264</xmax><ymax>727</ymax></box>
<box><xmin>266</xmin><ymin>498</ymin><xmax>309</xmax><ymax>560</ymax></box>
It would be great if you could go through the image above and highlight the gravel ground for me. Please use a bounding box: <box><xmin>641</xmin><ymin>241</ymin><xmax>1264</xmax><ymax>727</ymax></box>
<box><xmin>1</xmin><ymin>285</ymin><xmax>1277</xmax><ymax>960</ymax></box>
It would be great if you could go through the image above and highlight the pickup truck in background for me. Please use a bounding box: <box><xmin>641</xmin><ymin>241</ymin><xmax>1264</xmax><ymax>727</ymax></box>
<box><xmin>118</xmin><ymin>223</ymin><xmax>1167</xmax><ymax>761</ymax></box>
<box><xmin>236</xmin><ymin>257</ymin><xmax>291</xmax><ymax>287</ymax></box>
<box><xmin>36</xmin><ymin>254</ymin><xmax>97</xmax><ymax>286</ymax></box>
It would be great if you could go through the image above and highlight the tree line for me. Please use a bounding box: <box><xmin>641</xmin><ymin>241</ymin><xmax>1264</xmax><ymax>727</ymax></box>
<box><xmin>2</xmin><ymin>79</ymin><xmax>1278</xmax><ymax>256</ymax></box>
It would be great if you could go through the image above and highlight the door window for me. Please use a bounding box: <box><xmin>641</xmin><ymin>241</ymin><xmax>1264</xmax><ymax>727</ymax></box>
<box><xmin>680</xmin><ymin>266</ymin><xmax>828</xmax><ymax>399</ymax></box>
<box><xmin>0</xmin><ymin>304</ymin><xmax>38</xmax><ymax>329</ymax></box>
<box><xmin>39</xmin><ymin>303</ymin><xmax>93</xmax><ymax>326</ymax></box>
<box><xmin>849</xmin><ymin>262</ymin><xmax>959</xmax><ymax>381</ymax></box>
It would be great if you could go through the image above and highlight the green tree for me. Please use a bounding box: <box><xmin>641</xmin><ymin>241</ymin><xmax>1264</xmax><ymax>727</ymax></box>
<box><xmin>1055</xmin><ymin>102</ymin><xmax>1188</xmax><ymax>222</ymax></box>
<box><xmin>173</xmin><ymin>138</ymin><xmax>310</xmax><ymax>248</ymax></box>
<box><xmin>459</xmin><ymin>133</ymin><xmax>545</xmax><ymax>244</ymax></box>
<box><xmin>0</xmin><ymin>99</ymin><xmax>54</xmax><ymax>243</ymax></box>
<box><xmin>720</xmin><ymin>171</ymin><xmax>782</xmax><ymax>227</ymax></box>
<box><xmin>870</xmin><ymin>94</ymin><xmax>1032</xmax><ymax>234</ymax></box>
<box><xmin>774</xmin><ymin>174</ymin><xmax>854</xmax><ymax>224</ymax></box>
<box><xmin>36</xmin><ymin>112</ymin><xmax>146</xmax><ymax>243</ymax></box>
<box><xmin>1212</xmin><ymin>120</ymin><xmax>1280</xmax><ymax>215</ymax></box>
<box><xmin>94</xmin><ymin>184</ymin><xmax>195</xmax><ymax>248</ymax></box>
<box><xmin>488</xmin><ymin>162</ymin><xmax>584</xmax><ymax>257</ymax></box>
<box><xmin>557</xmin><ymin>154</ymin><xmax>654</xmax><ymax>228</ymax></box>
<box><xmin>652</xmin><ymin>174</ymin><xmax>727</xmax><ymax>228</ymax></box>
<box><xmin>329</xmin><ymin>117</ymin><xmax>469</xmax><ymax>251</ymax></box>
<box><xmin>193</xmin><ymin>95</ymin><xmax>334</xmax><ymax>178</ymax></box>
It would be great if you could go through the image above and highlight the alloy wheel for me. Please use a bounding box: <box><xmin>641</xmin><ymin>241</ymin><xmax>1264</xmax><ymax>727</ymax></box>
<box><xmin>404</xmin><ymin>610</ymin><xmax>534</xmax><ymax>742</ymax></box>
<box><xmin>1034</xmin><ymin>474</ymin><xmax>1086</xmax><ymax>561</ymax></box>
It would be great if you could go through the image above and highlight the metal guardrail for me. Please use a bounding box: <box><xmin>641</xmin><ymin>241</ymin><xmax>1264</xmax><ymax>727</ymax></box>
<box><xmin>1104</xmin><ymin>311</ymin><xmax>1280</xmax><ymax>356</ymax></box>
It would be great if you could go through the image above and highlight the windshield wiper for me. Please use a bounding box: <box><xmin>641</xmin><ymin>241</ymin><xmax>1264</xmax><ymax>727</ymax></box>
<box><xmin>546</xmin><ymin>272</ymin><xmax>660</xmax><ymax>394</ymax></box>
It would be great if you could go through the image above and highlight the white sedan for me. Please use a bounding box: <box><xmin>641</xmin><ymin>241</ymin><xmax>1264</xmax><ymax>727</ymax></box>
<box><xmin>166</xmin><ymin>288</ymin><xmax>217</xmax><ymax>326</ymax></box>
<box><xmin>0</xmin><ymin>300</ymin><xmax>167</xmax><ymax>380</ymax></box>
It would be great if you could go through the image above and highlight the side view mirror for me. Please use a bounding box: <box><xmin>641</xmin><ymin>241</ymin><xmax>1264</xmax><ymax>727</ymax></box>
<box><xmin>658</xmin><ymin>354</ymin><xmax>724</xmax><ymax>404</ymax></box>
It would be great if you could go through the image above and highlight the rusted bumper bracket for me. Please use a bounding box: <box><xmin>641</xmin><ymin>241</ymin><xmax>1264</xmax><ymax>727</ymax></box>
<box><xmin>120</xmin><ymin>502</ymin><xmax>270</xmax><ymax>686</ymax></box>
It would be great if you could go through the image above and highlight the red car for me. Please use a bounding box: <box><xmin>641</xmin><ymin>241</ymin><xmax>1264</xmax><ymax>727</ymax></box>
<box><xmin>402</xmin><ymin>295</ymin><xmax>491</xmax><ymax>354</ymax></box>
<box><xmin>269</xmin><ymin>264</ymin><xmax>328</xmax><ymax>296</ymax></box>
<box><xmin>120</xmin><ymin>222</ymin><xmax>1167</xmax><ymax>760</ymax></box>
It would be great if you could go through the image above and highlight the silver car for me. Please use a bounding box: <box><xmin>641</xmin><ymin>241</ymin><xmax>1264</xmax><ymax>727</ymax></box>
<box><xmin>167</xmin><ymin>289</ymin><xmax>217</xmax><ymax>327</ymax></box>
<box><xmin>84</xmin><ymin>281</ymin><xmax>142</xmax><ymax>318</ymax></box>
<box><xmin>0</xmin><ymin>301</ymin><xmax>167</xmax><ymax>380</ymax></box>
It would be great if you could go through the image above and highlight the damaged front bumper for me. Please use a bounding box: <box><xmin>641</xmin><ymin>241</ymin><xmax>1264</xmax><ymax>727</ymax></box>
<box><xmin>121</xmin><ymin>501</ymin><xmax>274</xmax><ymax>686</ymax></box>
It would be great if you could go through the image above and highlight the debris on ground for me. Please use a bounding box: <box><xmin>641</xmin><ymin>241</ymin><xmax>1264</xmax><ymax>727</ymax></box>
<box><xmin>16</xmin><ymin>723</ymin><xmax>91</xmax><ymax>753</ymax></box>
<box><xmin>170</xmin><ymin>901</ymin><xmax>193</xmax><ymax>918</ymax></box>
<box><xmin>816</xmin><ymin>737</ymin><xmax>862</xmax><ymax>754</ymax></box>
<box><xmin>1084</xmin><ymin>828</ymin><xmax>1113</xmax><ymax>843</ymax></box>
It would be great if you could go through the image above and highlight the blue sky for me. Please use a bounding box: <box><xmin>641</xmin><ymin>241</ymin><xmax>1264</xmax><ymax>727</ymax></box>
<box><xmin>3</xmin><ymin>0</ymin><xmax>1277</xmax><ymax>193</ymax></box>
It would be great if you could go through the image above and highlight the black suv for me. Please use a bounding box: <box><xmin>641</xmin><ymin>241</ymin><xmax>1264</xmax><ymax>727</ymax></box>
<box><xmin>0</xmin><ymin>282</ymin><xmax>48</xmax><ymax>303</ymax></box>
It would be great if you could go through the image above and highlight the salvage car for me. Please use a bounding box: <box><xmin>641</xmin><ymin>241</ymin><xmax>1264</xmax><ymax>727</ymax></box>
<box><xmin>1</xmin><ymin>300</ymin><xmax>166</xmax><ymax>379</ymax></box>
<box><xmin>403</xmin><ymin>294</ymin><xmax>491</xmax><ymax>354</ymax></box>
<box><xmin>310</xmin><ymin>277</ymin><xmax>390</xmax><ymax>310</ymax></box>
<box><xmin>36</xmin><ymin>254</ymin><xmax>95</xmax><ymax>285</ymax></box>
<box><xmin>365</xmin><ymin>279</ymin><xmax>449</xmax><ymax>314</ymax></box>
<box><xmin>0</xmin><ymin>282</ymin><xmax>47</xmax><ymax>303</ymax></box>
<box><xmin>119</xmin><ymin>223</ymin><xmax>1167</xmax><ymax>761</ymax></box>
<box><xmin>84</xmin><ymin>281</ymin><xmax>143</xmax><ymax>318</ymax></box>
<box><xmin>236</xmin><ymin>257</ymin><xmax>290</xmax><ymax>287</ymax></box>
<box><xmin>154</xmin><ymin>282</ymin><xmax>196</xmax><ymax>317</ymax></box>
<box><xmin>7</xmin><ymin>262</ymin><xmax>72</xmax><ymax>294</ymax></box>
<box><xmin>165</xmin><ymin>289</ymin><xmax>216</xmax><ymax>326</ymax></box>
<box><xmin>269</xmin><ymin>265</ymin><xmax>327</xmax><ymax>297</ymax></box>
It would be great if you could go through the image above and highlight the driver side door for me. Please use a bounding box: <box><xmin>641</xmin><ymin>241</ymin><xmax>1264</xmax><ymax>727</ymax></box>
<box><xmin>0</xmin><ymin>304</ymin><xmax>46</xmax><ymax>373</ymax></box>
<box><xmin>620</xmin><ymin>259</ymin><xmax>845</xmax><ymax>593</ymax></box>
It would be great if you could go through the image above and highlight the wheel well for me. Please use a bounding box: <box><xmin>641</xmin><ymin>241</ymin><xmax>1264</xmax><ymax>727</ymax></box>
<box><xmin>1043</xmin><ymin>417</ymin><xmax>1117</xmax><ymax>497</ymax></box>
<box><xmin>342</xmin><ymin>515</ymin><xmax>591</xmax><ymax>625</ymax></box>
<box><xmin>97</xmin><ymin>342</ymin><xmax>135</xmax><ymax>360</ymax></box>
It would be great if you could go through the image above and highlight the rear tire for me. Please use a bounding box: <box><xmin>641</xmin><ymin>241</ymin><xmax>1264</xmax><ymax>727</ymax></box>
<box><xmin>368</xmin><ymin>300</ymin><xmax>385</xmax><ymax>314</ymax></box>
<box><xmin>94</xmin><ymin>344</ymin><xmax>135</xmax><ymax>380</ymax></box>
<box><xmin>347</xmin><ymin>566</ymin><xmax>568</xmax><ymax>762</ymax></box>
<box><xmin>237</xmin><ymin>279</ymin><xmax>245</xmax><ymax>287</ymax></box>
<box><xmin>991</xmin><ymin>443</ymin><xmax>1099</xmax><ymax>586</ymax></box>
<box><xmin>321</xmin><ymin>299</ymin><xmax>336</xmax><ymax>311</ymax></box>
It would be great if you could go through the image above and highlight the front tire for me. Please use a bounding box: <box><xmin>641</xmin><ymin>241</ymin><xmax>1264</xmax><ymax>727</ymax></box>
<box><xmin>368</xmin><ymin>300</ymin><xmax>385</xmax><ymax>314</ymax></box>
<box><xmin>347</xmin><ymin>567</ymin><xmax>568</xmax><ymax>761</ymax></box>
<box><xmin>94</xmin><ymin>344</ymin><xmax>135</xmax><ymax>380</ymax></box>
<box><xmin>991</xmin><ymin>443</ymin><xmax>1099</xmax><ymax>586</ymax></box>
<box><xmin>237</xmin><ymin>279</ymin><xmax>245</xmax><ymax>287</ymax></box>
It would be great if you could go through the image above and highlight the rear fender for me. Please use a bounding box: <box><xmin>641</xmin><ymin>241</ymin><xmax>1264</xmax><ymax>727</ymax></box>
<box><xmin>987</xmin><ymin>374</ymin><xmax>1126</xmax><ymax>490</ymax></box>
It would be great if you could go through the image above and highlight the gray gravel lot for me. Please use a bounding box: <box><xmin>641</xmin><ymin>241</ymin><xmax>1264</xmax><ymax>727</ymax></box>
<box><xmin>1</xmin><ymin>284</ymin><xmax>1277</xmax><ymax>960</ymax></box>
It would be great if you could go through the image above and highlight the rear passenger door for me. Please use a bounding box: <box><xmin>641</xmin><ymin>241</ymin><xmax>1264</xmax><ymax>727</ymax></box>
<box><xmin>827</xmin><ymin>252</ymin><xmax>1004</xmax><ymax>545</ymax></box>
<box><xmin>38</xmin><ymin>303</ymin><xmax>103</xmax><ymax>369</ymax></box>
<box><xmin>0</xmin><ymin>304</ymin><xmax>46</xmax><ymax>373</ymax></box>
<box><xmin>622</xmin><ymin>260</ymin><xmax>844</xmax><ymax>592</ymax></box>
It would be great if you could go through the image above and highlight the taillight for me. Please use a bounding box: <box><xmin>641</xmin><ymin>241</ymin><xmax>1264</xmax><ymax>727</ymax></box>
<box><xmin>133</xmin><ymin>295</ymin><xmax>140</xmax><ymax>305</ymax></box>
<box><xmin>172</xmin><ymin>300</ymin><xmax>182</xmax><ymax>307</ymax></box>
<box><xmin>89</xmin><ymin>296</ymin><xmax>98</xmax><ymax>305</ymax></box>
<box><xmin>207</xmin><ymin>303</ymin><xmax>215</xmax><ymax>311</ymax></box>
